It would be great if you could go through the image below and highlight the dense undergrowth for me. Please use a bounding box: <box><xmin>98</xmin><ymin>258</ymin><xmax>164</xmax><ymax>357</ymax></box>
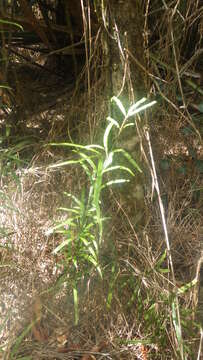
<box><xmin>0</xmin><ymin>1</ymin><xmax>203</xmax><ymax>359</ymax></box>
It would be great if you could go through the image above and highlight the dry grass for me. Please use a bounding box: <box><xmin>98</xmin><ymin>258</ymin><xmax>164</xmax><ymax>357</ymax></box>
<box><xmin>0</xmin><ymin>1</ymin><xmax>203</xmax><ymax>359</ymax></box>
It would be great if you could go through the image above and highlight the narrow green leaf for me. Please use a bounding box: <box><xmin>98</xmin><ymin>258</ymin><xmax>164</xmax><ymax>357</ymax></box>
<box><xmin>172</xmin><ymin>300</ymin><xmax>184</xmax><ymax>356</ymax></box>
<box><xmin>127</xmin><ymin>97</ymin><xmax>147</xmax><ymax>116</ymax></box>
<box><xmin>127</xmin><ymin>100</ymin><xmax>156</xmax><ymax>117</ymax></box>
<box><xmin>93</xmin><ymin>159</ymin><xmax>103</xmax><ymax>239</ymax></box>
<box><xmin>103</xmin><ymin>152</ymin><xmax>113</xmax><ymax>170</ymax></box>
<box><xmin>58</xmin><ymin>208</ymin><xmax>79</xmax><ymax>214</ymax></box>
<box><xmin>87</xmin><ymin>255</ymin><xmax>102</xmax><ymax>278</ymax></box>
<box><xmin>186</xmin><ymin>79</ymin><xmax>203</xmax><ymax>95</ymax></box>
<box><xmin>48</xmin><ymin>142</ymin><xmax>102</xmax><ymax>153</ymax></box>
<box><xmin>84</xmin><ymin>222</ymin><xmax>95</xmax><ymax>231</ymax></box>
<box><xmin>103</xmin><ymin>165</ymin><xmax>134</xmax><ymax>176</ymax></box>
<box><xmin>79</xmin><ymin>152</ymin><xmax>96</xmax><ymax>172</ymax></box>
<box><xmin>103</xmin><ymin>122</ymin><xmax>114</xmax><ymax>155</ymax></box>
<box><xmin>111</xmin><ymin>96</ymin><xmax>126</xmax><ymax>117</ymax></box>
<box><xmin>84</xmin><ymin>144</ymin><xmax>104</xmax><ymax>152</ymax></box>
<box><xmin>0</xmin><ymin>84</ymin><xmax>12</xmax><ymax>90</ymax></box>
<box><xmin>93</xmin><ymin>159</ymin><xmax>103</xmax><ymax>206</ymax></box>
<box><xmin>155</xmin><ymin>250</ymin><xmax>167</xmax><ymax>269</ymax></box>
<box><xmin>79</xmin><ymin>188</ymin><xmax>86</xmax><ymax>226</ymax></box>
<box><xmin>123</xmin><ymin>122</ymin><xmax>134</xmax><ymax>128</ymax></box>
<box><xmin>49</xmin><ymin>142</ymin><xmax>86</xmax><ymax>148</ymax></box>
<box><xmin>0</xmin><ymin>19</ymin><xmax>23</xmax><ymax>31</ymax></box>
<box><xmin>10</xmin><ymin>320</ymin><xmax>37</xmax><ymax>358</ymax></box>
<box><xmin>48</xmin><ymin>159</ymin><xmax>82</xmax><ymax>168</ymax></box>
<box><xmin>114</xmin><ymin>149</ymin><xmax>142</xmax><ymax>172</ymax></box>
<box><xmin>80</xmin><ymin>162</ymin><xmax>92</xmax><ymax>179</ymax></box>
<box><xmin>81</xmin><ymin>237</ymin><xmax>98</xmax><ymax>259</ymax></box>
<box><xmin>92</xmin><ymin>239</ymin><xmax>99</xmax><ymax>253</ymax></box>
<box><xmin>52</xmin><ymin>238</ymin><xmax>72</xmax><ymax>254</ymax></box>
<box><xmin>64</xmin><ymin>193</ymin><xmax>82</xmax><ymax>206</ymax></box>
<box><xmin>177</xmin><ymin>278</ymin><xmax>197</xmax><ymax>295</ymax></box>
<box><xmin>73</xmin><ymin>257</ymin><xmax>78</xmax><ymax>269</ymax></box>
<box><xmin>102</xmin><ymin>179</ymin><xmax>130</xmax><ymax>188</ymax></box>
<box><xmin>107</xmin><ymin>116</ymin><xmax>120</xmax><ymax>128</ymax></box>
<box><xmin>159</xmin><ymin>268</ymin><xmax>170</xmax><ymax>273</ymax></box>
<box><xmin>46</xmin><ymin>219</ymin><xmax>75</xmax><ymax>235</ymax></box>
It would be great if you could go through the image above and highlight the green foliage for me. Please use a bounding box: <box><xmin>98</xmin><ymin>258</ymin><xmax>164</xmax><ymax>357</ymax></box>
<box><xmin>10</xmin><ymin>320</ymin><xmax>37</xmax><ymax>359</ymax></box>
<box><xmin>111</xmin><ymin>249</ymin><xmax>197</xmax><ymax>358</ymax></box>
<box><xmin>47</xmin><ymin>96</ymin><xmax>156</xmax><ymax>323</ymax></box>
<box><xmin>0</xmin><ymin>19</ymin><xmax>23</xmax><ymax>31</ymax></box>
<box><xmin>0</xmin><ymin>134</ymin><xmax>34</xmax><ymax>180</ymax></box>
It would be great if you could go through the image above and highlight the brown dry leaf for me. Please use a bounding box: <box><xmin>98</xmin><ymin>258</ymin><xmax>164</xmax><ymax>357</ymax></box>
<box><xmin>57</xmin><ymin>333</ymin><xmax>68</xmax><ymax>347</ymax></box>
<box><xmin>57</xmin><ymin>343</ymin><xmax>81</xmax><ymax>353</ymax></box>
<box><xmin>31</xmin><ymin>295</ymin><xmax>48</xmax><ymax>342</ymax></box>
<box><xmin>33</xmin><ymin>295</ymin><xmax>42</xmax><ymax>322</ymax></box>
<box><xmin>81</xmin><ymin>341</ymin><xmax>107</xmax><ymax>360</ymax></box>
<box><xmin>32</xmin><ymin>324</ymin><xmax>47</xmax><ymax>342</ymax></box>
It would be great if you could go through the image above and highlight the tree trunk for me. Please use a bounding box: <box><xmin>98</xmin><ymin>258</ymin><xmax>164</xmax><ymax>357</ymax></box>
<box><xmin>108</xmin><ymin>0</ymin><xmax>147</xmax><ymax>99</ymax></box>
<box><xmin>105</xmin><ymin>1</ymin><xmax>149</xmax><ymax>228</ymax></box>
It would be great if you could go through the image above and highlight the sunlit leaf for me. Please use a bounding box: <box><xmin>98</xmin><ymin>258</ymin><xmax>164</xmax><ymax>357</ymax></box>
<box><xmin>107</xmin><ymin>116</ymin><xmax>120</xmax><ymax>128</ymax></box>
<box><xmin>92</xmin><ymin>239</ymin><xmax>99</xmax><ymax>253</ymax></box>
<box><xmin>127</xmin><ymin>99</ymin><xmax>156</xmax><ymax>117</ymax></box>
<box><xmin>111</xmin><ymin>96</ymin><xmax>126</xmax><ymax>117</ymax></box>
<box><xmin>46</xmin><ymin>219</ymin><xmax>75</xmax><ymax>235</ymax></box>
<box><xmin>48</xmin><ymin>142</ymin><xmax>102</xmax><ymax>153</ymax></box>
<box><xmin>85</xmin><ymin>144</ymin><xmax>104</xmax><ymax>151</ymax></box>
<box><xmin>177</xmin><ymin>278</ymin><xmax>197</xmax><ymax>295</ymax></box>
<box><xmin>57</xmin><ymin>208</ymin><xmax>79</xmax><ymax>214</ymax></box>
<box><xmin>103</xmin><ymin>165</ymin><xmax>134</xmax><ymax>176</ymax></box>
<box><xmin>103</xmin><ymin>121</ymin><xmax>114</xmax><ymax>155</ymax></box>
<box><xmin>103</xmin><ymin>152</ymin><xmax>113</xmax><ymax>170</ymax></box>
<box><xmin>48</xmin><ymin>159</ymin><xmax>82</xmax><ymax>168</ymax></box>
<box><xmin>79</xmin><ymin>152</ymin><xmax>97</xmax><ymax>171</ymax></box>
<box><xmin>52</xmin><ymin>238</ymin><xmax>72</xmax><ymax>254</ymax></box>
<box><xmin>102</xmin><ymin>179</ymin><xmax>130</xmax><ymax>188</ymax></box>
<box><xmin>127</xmin><ymin>97</ymin><xmax>147</xmax><ymax>117</ymax></box>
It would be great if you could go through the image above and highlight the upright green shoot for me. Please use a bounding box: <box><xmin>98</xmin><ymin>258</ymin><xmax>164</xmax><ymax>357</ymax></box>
<box><xmin>47</xmin><ymin>96</ymin><xmax>156</xmax><ymax>322</ymax></box>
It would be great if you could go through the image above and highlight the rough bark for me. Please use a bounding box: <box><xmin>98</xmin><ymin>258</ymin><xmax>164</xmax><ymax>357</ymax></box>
<box><xmin>108</xmin><ymin>0</ymin><xmax>146</xmax><ymax>99</ymax></box>
<box><xmin>105</xmin><ymin>1</ymin><xmax>149</xmax><ymax>228</ymax></box>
